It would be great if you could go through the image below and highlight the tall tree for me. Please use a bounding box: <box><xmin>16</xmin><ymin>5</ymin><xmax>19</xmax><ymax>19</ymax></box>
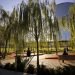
<box><xmin>69</xmin><ymin>4</ymin><xmax>75</xmax><ymax>49</ymax></box>
<box><xmin>0</xmin><ymin>8</ymin><xmax>10</xmax><ymax>58</ymax></box>
<box><xmin>41</xmin><ymin>0</ymin><xmax>60</xmax><ymax>54</ymax></box>
<box><xmin>28</xmin><ymin>0</ymin><xmax>42</xmax><ymax>74</ymax></box>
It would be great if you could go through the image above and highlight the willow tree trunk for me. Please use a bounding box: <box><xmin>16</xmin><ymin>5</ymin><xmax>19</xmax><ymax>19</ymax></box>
<box><xmin>4</xmin><ymin>39</ymin><xmax>8</xmax><ymax>59</ymax></box>
<box><xmin>36</xmin><ymin>36</ymin><xmax>39</xmax><ymax>75</ymax></box>
<box><xmin>53</xmin><ymin>33</ymin><xmax>58</xmax><ymax>55</ymax></box>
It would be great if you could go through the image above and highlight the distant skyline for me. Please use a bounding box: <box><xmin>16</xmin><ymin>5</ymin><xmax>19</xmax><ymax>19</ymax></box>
<box><xmin>0</xmin><ymin>0</ymin><xmax>74</xmax><ymax>12</ymax></box>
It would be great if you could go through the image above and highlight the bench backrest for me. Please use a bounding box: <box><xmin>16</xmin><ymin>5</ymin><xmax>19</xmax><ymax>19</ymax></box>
<box><xmin>59</xmin><ymin>55</ymin><xmax>75</xmax><ymax>60</ymax></box>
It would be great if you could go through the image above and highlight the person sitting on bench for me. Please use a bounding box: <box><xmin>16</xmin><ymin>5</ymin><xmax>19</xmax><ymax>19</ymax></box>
<box><xmin>63</xmin><ymin>47</ymin><xmax>68</xmax><ymax>55</ymax></box>
<box><xmin>62</xmin><ymin>47</ymin><xmax>68</xmax><ymax>63</ymax></box>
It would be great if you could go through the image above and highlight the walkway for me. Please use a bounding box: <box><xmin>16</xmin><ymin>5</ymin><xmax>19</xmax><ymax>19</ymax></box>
<box><xmin>0</xmin><ymin>52</ymin><xmax>75</xmax><ymax>68</ymax></box>
<box><xmin>30</xmin><ymin>53</ymin><xmax>75</xmax><ymax>68</ymax></box>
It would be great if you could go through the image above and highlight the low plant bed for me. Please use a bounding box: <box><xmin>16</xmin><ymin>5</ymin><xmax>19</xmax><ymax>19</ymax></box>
<box><xmin>0</xmin><ymin>62</ymin><xmax>75</xmax><ymax>75</ymax></box>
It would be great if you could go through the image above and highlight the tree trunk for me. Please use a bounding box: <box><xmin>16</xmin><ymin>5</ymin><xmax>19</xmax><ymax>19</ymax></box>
<box><xmin>36</xmin><ymin>37</ymin><xmax>39</xmax><ymax>75</ymax></box>
<box><xmin>53</xmin><ymin>33</ymin><xmax>58</xmax><ymax>55</ymax></box>
<box><xmin>4</xmin><ymin>39</ymin><xmax>8</xmax><ymax>59</ymax></box>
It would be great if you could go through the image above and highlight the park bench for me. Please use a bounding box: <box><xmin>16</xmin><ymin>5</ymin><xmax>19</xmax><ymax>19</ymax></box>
<box><xmin>58</xmin><ymin>55</ymin><xmax>75</xmax><ymax>62</ymax></box>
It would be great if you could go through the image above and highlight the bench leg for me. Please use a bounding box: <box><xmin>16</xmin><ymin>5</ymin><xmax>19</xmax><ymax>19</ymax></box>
<box><xmin>62</xmin><ymin>60</ymin><xmax>64</xmax><ymax>63</ymax></box>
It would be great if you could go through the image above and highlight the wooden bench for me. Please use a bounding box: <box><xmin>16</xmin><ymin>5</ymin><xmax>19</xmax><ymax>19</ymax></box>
<box><xmin>58</xmin><ymin>55</ymin><xmax>75</xmax><ymax>62</ymax></box>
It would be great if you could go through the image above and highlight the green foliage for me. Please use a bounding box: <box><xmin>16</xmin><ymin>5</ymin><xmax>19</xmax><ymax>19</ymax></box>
<box><xmin>69</xmin><ymin>4</ymin><xmax>75</xmax><ymax>49</ymax></box>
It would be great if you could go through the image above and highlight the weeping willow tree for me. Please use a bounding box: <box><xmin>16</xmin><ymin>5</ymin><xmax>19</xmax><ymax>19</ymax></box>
<box><xmin>0</xmin><ymin>8</ymin><xmax>10</xmax><ymax>58</ymax></box>
<box><xmin>11</xmin><ymin>1</ymin><xmax>30</xmax><ymax>68</ymax></box>
<box><xmin>28</xmin><ymin>0</ymin><xmax>42</xmax><ymax>74</ymax></box>
<box><xmin>0</xmin><ymin>0</ymin><xmax>61</xmax><ymax>71</ymax></box>
<box><xmin>69</xmin><ymin>4</ymin><xmax>75</xmax><ymax>49</ymax></box>
<box><xmin>0</xmin><ymin>26</ymin><xmax>5</xmax><ymax>53</ymax></box>
<box><xmin>41</xmin><ymin>0</ymin><xmax>60</xmax><ymax>54</ymax></box>
<box><xmin>1</xmin><ymin>0</ymin><xmax>30</xmax><ymax>67</ymax></box>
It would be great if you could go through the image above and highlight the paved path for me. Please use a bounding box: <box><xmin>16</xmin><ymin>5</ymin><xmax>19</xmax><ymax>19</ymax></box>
<box><xmin>1</xmin><ymin>52</ymin><xmax>75</xmax><ymax>75</ymax></box>
<box><xmin>1</xmin><ymin>53</ymin><xmax>75</xmax><ymax>68</ymax></box>
<box><xmin>30</xmin><ymin>53</ymin><xmax>75</xmax><ymax>68</ymax></box>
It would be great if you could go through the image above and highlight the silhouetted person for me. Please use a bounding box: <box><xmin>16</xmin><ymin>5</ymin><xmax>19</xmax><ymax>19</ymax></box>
<box><xmin>27</xmin><ymin>48</ymin><xmax>31</xmax><ymax>57</ymax></box>
<box><xmin>63</xmin><ymin>47</ymin><xmax>68</xmax><ymax>55</ymax></box>
<box><xmin>0</xmin><ymin>51</ymin><xmax>2</xmax><ymax>56</ymax></box>
<box><xmin>62</xmin><ymin>47</ymin><xmax>68</xmax><ymax>63</ymax></box>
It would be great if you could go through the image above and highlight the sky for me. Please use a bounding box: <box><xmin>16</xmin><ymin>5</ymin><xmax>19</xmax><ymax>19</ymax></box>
<box><xmin>0</xmin><ymin>0</ymin><xmax>74</xmax><ymax>12</ymax></box>
<box><xmin>61</xmin><ymin>30</ymin><xmax>71</xmax><ymax>40</ymax></box>
<box><xmin>0</xmin><ymin>0</ymin><xmax>74</xmax><ymax>40</ymax></box>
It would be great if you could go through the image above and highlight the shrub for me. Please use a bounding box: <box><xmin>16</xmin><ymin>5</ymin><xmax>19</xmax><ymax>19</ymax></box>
<box><xmin>26</xmin><ymin>64</ymin><xmax>35</xmax><ymax>74</ymax></box>
<box><xmin>55</xmin><ymin>67</ymin><xmax>63</xmax><ymax>75</ymax></box>
<box><xmin>62</xmin><ymin>65</ymin><xmax>75</xmax><ymax>75</ymax></box>
<box><xmin>38</xmin><ymin>65</ymin><xmax>55</xmax><ymax>75</ymax></box>
<box><xmin>10</xmin><ymin>63</ymin><xmax>16</xmax><ymax>71</ymax></box>
<box><xmin>16</xmin><ymin>55</ymin><xmax>21</xmax><ymax>65</ymax></box>
<box><xmin>17</xmin><ymin>61</ymin><xmax>25</xmax><ymax>72</ymax></box>
<box><xmin>69</xmin><ymin>65</ymin><xmax>75</xmax><ymax>75</ymax></box>
<box><xmin>1</xmin><ymin>62</ymin><xmax>75</xmax><ymax>75</ymax></box>
<box><xmin>0</xmin><ymin>63</ymin><xmax>4</xmax><ymax>69</ymax></box>
<box><xmin>62</xmin><ymin>66</ymin><xmax>71</xmax><ymax>75</ymax></box>
<box><xmin>4</xmin><ymin>63</ymin><xmax>11</xmax><ymax>70</ymax></box>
